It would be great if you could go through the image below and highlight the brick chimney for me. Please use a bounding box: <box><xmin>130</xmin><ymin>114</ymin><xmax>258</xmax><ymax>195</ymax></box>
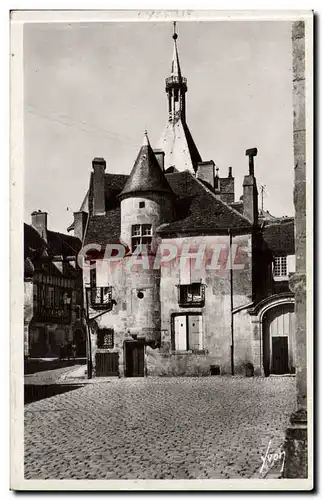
<box><xmin>218</xmin><ymin>167</ymin><xmax>235</xmax><ymax>204</ymax></box>
<box><xmin>196</xmin><ymin>161</ymin><xmax>215</xmax><ymax>189</ymax></box>
<box><xmin>92</xmin><ymin>157</ymin><xmax>106</xmax><ymax>216</ymax></box>
<box><xmin>243</xmin><ymin>148</ymin><xmax>258</xmax><ymax>225</ymax></box>
<box><xmin>31</xmin><ymin>210</ymin><xmax>48</xmax><ymax>242</ymax></box>
<box><xmin>153</xmin><ymin>149</ymin><xmax>165</xmax><ymax>171</ymax></box>
<box><xmin>73</xmin><ymin>211</ymin><xmax>88</xmax><ymax>241</ymax></box>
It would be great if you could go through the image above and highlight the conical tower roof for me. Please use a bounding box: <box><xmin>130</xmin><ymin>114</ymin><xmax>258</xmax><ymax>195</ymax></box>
<box><xmin>120</xmin><ymin>132</ymin><xmax>173</xmax><ymax>198</ymax></box>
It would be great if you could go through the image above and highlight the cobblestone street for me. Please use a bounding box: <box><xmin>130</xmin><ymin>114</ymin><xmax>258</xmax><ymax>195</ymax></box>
<box><xmin>24</xmin><ymin>376</ymin><xmax>296</xmax><ymax>480</ymax></box>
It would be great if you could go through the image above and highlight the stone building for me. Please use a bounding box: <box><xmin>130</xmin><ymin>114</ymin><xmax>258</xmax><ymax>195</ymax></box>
<box><xmin>69</xmin><ymin>27</ymin><xmax>296</xmax><ymax>378</ymax></box>
<box><xmin>283</xmin><ymin>19</ymin><xmax>308</xmax><ymax>480</ymax></box>
<box><xmin>24</xmin><ymin>211</ymin><xmax>86</xmax><ymax>359</ymax></box>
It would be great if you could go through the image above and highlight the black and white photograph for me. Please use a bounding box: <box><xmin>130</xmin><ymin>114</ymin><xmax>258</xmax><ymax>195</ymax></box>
<box><xmin>10</xmin><ymin>10</ymin><xmax>313</xmax><ymax>490</ymax></box>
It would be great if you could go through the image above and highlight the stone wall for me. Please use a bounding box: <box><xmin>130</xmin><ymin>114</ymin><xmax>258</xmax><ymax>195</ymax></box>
<box><xmin>148</xmin><ymin>234</ymin><xmax>254</xmax><ymax>376</ymax></box>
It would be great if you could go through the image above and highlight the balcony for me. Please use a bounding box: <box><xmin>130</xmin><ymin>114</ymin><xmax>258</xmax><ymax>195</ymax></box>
<box><xmin>165</xmin><ymin>75</ymin><xmax>187</xmax><ymax>90</ymax></box>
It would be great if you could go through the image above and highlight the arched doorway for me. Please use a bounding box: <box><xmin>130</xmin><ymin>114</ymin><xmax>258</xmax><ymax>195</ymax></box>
<box><xmin>263</xmin><ymin>303</ymin><xmax>295</xmax><ymax>376</ymax></box>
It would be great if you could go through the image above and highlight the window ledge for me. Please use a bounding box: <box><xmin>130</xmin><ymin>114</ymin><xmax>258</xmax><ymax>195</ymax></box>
<box><xmin>178</xmin><ymin>302</ymin><xmax>205</xmax><ymax>308</ymax></box>
<box><xmin>273</xmin><ymin>276</ymin><xmax>289</xmax><ymax>282</ymax></box>
<box><xmin>171</xmin><ymin>350</ymin><xmax>207</xmax><ymax>355</ymax></box>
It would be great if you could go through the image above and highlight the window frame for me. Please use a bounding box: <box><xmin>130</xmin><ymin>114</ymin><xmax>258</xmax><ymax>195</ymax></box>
<box><xmin>171</xmin><ymin>312</ymin><xmax>204</xmax><ymax>353</ymax></box>
<box><xmin>131</xmin><ymin>224</ymin><xmax>153</xmax><ymax>253</ymax></box>
<box><xmin>178</xmin><ymin>283</ymin><xmax>205</xmax><ymax>308</ymax></box>
<box><xmin>273</xmin><ymin>255</ymin><xmax>288</xmax><ymax>280</ymax></box>
<box><xmin>97</xmin><ymin>328</ymin><xmax>114</xmax><ymax>349</ymax></box>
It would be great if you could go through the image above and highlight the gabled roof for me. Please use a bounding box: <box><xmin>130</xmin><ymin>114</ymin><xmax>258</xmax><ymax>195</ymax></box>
<box><xmin>46</xmin><ymin>230</ymin><xmax>81</xmax><ymax>257</ymax></box>
<box><xmin>263</xmin><ymin>218</ymin><xmax>295</xmax><ymax>255</ymax></box>
<box><xmin>157</xmin><ymin>174</ymin><xmax>252</xmax><ymax>236</ymax></box>
<box><xmin>84</xmin><ymin>208</ymin><xmax>121</xmax><ymax>247</ymax></box>
<box><xmin>83</xmin><ymin>170</ymin><xmax>252</xmax><ymax>246</ymax></box>
<box><xmin>24</xmin><ymin>222</ymin><xmax>81</xmax><ymax>279</ymax></box>
<box><xmin>119</xmin><ymin>133</ymin><xmax>173</xmax><ymax>198</ymax></box>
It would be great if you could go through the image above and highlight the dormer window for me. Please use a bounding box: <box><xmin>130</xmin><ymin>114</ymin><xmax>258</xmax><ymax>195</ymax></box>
<box><xmin>139</xmin><ymin>201</ymin><xmax>145</xmax><ymax>208</ymax></box>
<box><xmin>131</xmin><ymin>224</ymin><xmax>152</xmax><ymax>253</ymax></box>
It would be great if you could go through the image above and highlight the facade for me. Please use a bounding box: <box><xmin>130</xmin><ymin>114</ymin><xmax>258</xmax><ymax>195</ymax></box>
<box><xmin>24</xmin><ymin>211</ymin><xmax>86</xmax><ymax>359</ymax></box>
<box><xmin>69</xmin><ymin>28</ymin><xmax>295</xmax><ymax>378</ymax></box>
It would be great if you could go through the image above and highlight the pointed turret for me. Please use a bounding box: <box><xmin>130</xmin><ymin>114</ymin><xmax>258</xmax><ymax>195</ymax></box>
<box><xmin>158</xmin><ymin>23</ymin><xmax>202</xmax><ymax>173</ymax></box>
<box><xmin>120</xmin><ymin>131</ymin><xmax>174</xmax><ymax>255</ymax></box>
<box><xmin>120</xmin><ymin>131</ymin><xmax>173</xmax><ymax>198</ymax></box>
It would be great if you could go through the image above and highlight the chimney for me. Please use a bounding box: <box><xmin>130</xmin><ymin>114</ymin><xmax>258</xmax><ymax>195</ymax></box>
<box><xmin>243</xmin><ymin>148</ymin><xmax>258</xmax><ymax>224</ymax></box>
<box><xmin>154</xmin><ymin>149</ymin><xmax>165</xmax><ymax>171</ymax></box>
<box><xmin>73</xmin><ymin>211</ymin><xmax>88</xmax><ymax>241</ymax></box>
<box><xmin>196</xmin><ymin>161</ymin><xmax>215</xmax><ymax>189</ymax></box>
<box><xmin>31</xmin><ymin>210</ymin><xmax>48</xmax><ymax>241</ymax></box>
<box><xmin>92</xmin><ymin>157</ymin><xmax>106</xmax><ymax>216</ymax></box>
<box><xmin>218</xmin><ymin>167</ymin><xmax>235</xmax><ymax>204</ymax></box>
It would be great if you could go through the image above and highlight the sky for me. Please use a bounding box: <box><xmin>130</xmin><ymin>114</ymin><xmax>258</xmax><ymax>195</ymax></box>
<box><xmin>24</xmin><ymin>20</ymin><xmax>294</xmax><ymax>234</ymax></box>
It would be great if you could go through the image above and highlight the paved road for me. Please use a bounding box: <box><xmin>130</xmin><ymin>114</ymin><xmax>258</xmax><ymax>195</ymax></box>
<box><xmin>24</xmin><ymin>376</ymin><xmax>296</xmax><ymax>480</ymax></box>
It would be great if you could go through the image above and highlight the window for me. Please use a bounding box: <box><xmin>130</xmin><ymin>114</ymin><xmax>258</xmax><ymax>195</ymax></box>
<box><xmin>90</xmin><ymin>286</ymin><xmax>113</xmax><ymax>307</ymax></box>
<box><xmin>139</xmin><ymin>201</ymin><xmax>145</xmax><ymax>208</ymax></box>
<box><xmin>97</xmin><ymin>328</ymin><xmax>114</xmax><ymax>349</ymax></box>
<box><xmin>178</xmin><ymin>283</ymin><xmax>205</xmax><ymax>307</ymax></box>
<box><xmin>173</xmin><ymin>314</ymin><xmax>203</xmax><ymax>351</ymax></box>
<box><xmin>274</xmin><ymin>256</ymin><xmax>287</xmax><ymax>278</ymax></box>
<box><xmin>131</xmin><ymin>224</ymin><xmax>152</xmax><ymax>253</ymax></box>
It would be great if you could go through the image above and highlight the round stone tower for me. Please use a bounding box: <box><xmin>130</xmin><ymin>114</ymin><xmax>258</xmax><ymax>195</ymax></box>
<box><xmin>119</xmin><ymin>131</ymin><xmax>174</xmax><ymax>345</ymax></box>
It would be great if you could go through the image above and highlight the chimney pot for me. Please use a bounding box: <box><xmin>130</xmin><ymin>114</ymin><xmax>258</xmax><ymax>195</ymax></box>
<box><xmin>228</xmin><ymin>167</ymin><xmax>233</xmax><ymax>178</ymax></box>
<box><xmin>92</xmin><ymin>157</ymin><xmax>106</xmax><ymax>170</ymax></box>
<box><xmin>153</xmin><ymin>149</ymin><xmax>165</xmax><ymax>171</ymax></box>
<box><xmin>92</xmin><ymin>157</ymin><xmax>106</xmax><ymax>215</ymax></box>
<box><xmin>31</xmin><ymin>210</ymin><xmax>48</xmax><ymax>242</ymax></box>
<box><xmin>73</xmin><ymin>211</ymin><xmax>88</xmax><ymax>241</ymax></box>
<box><xmin>196</xmin><ymin>161</ymin><xmax>215</xmax><ymax>189</ymax></box>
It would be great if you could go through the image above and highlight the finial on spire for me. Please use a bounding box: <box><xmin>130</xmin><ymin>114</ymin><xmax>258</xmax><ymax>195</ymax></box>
<box><xmin>142</xmin><ymin>130</ymin><xmax>150</xmax><ymax>147</ymax></box>
<box><xmin>173</xmin><ymin>21</ymin><xmax>178</xmax><ymax>40</ymax></box>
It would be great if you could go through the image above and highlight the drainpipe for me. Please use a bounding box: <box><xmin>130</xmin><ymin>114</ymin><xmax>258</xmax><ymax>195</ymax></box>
<box><xmin>84</xmin><ymin>288</ymin><xmax>92</xmax><ymax>379</ymax></box>
<box><xmin>229</xmin><ymin>229</ymin><xmax>234</xmax><ymax>375</ymax></box>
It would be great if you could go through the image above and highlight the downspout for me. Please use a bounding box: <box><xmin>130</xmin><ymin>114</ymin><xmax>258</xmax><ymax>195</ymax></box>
<box><xmin>229</xmin><ymin>229</ymin><xmax>234</xmax><ymax>376</ymax></box>
<box><xmin>84</xmin><ymin>284</ymin><xmax>92</xmax><ymax>379</ymax></box>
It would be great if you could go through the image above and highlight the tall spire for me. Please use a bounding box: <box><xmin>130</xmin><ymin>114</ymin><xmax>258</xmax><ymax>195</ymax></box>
<box><xmin>158</xmin><ymin>23</ymin><xmax>202</xmax><ymax>173</ymax></box>
<box><xmin>165</xmin><ymin>22</ymin><xmax>187</xmax><ymax>123</ymax></box>
<box><xmin>171</xmin><ymin>22</ymin><xmax>182</xmax><ymax>80</ymax></box>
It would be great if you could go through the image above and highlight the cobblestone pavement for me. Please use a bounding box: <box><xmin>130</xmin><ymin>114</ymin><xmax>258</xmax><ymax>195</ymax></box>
<box><xmin>24</xmin><ymin>376</ymin><xmax>296</xmax><ymax>480</ymax></box>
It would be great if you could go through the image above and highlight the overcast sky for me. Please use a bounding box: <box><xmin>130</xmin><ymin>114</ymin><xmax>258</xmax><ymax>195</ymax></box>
<box><xmin>24</xmin><ymin>20</ymin><xmax>294</xmax><ymax>233</ymax></box>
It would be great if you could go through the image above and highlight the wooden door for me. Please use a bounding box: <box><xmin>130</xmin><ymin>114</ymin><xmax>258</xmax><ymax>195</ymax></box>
<box><xmin>271</xmin><ymin>337</ymin><xmax>288</xmax><ymax>374</ymax></box>
<box><xmin>174</xmin><ymin>315</ymin><xmax>187</xmax><ymax>350</ymax></box>
<box><xmin>125</xmin><ymin>342</ymin><xmax>144</xmax><ymax>377</ymax></box>
<box><xmin>188</xmin><ymin>315</ymin><xmax>203</xmax><ymax>350</ymax></box>
<box><xmin>95</xmin><ymin>352</ymin><xmax>119</xmax><ymax>377</ymax></box>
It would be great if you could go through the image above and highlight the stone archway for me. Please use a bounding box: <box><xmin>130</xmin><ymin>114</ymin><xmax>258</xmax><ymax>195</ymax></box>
<box><xmin>263</xmin><ymin>303</ymin><xmax>295</xmax><ymax>376</ymax></box>
<box><xmin>248</xmin><ymin>293</ymin><xmax>295</xmax><ymax>376</ymax></box>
